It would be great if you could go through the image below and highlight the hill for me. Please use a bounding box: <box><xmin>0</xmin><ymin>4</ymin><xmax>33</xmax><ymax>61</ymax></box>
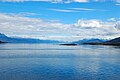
<box><xmin>72</xmin><ymin>38</ymin><xmax>106</xmax><ymax>44</ymax></box>
<box><xmin>106</xmin><ymin>37</ymin><xmax>120</xmax><ymax>43</ymax></box>
<box><xmin>0</xmin><ymin>33</ymin><xmax>62</xmax><ymax>44</ymax></box>
<box><xmin>59</xmin><ymin>38</ymin><xmax>106</xmax><ymax>46</ymax></box>
<box><xmin>83</xmin><ymin>37</ymin><xmax>120</xmax><ymax>46</ymax></box>
<box><xmin>0</xmin><ymin>41</ymin><xmax>3</xmax><ymax>43</ymax></box>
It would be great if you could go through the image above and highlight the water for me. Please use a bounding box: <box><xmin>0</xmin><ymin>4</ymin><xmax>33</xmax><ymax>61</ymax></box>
<box><xmin>0</xmin><ymin>43</ymin><xmax>120</xmax><ymax>80</ymax></box>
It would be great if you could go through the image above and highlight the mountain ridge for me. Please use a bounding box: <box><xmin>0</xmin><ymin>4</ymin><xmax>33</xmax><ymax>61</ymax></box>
<box><xmin>83</xmin><ymin>37</ymin><xmax>120</xmax><ymax>46</ymax></box>
<box><xmin>72</xmin><ymin>38</ymin><xmax>106</xmax><ymax>44</ymax></box>
<box><xmin>0</xmin><ymin>33</ymin><xmax>62</xmax><ymax>44</ymax></box>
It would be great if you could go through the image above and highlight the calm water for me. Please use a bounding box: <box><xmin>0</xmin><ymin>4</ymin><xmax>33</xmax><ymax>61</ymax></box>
<box><xmin>0</xmin><ymin>43</ymin><xmax>120</xmax><ymax>80</ymax></box>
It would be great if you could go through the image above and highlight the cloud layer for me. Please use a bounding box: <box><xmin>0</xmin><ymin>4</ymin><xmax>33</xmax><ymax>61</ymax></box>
<box><xmin>0</xmin><ymin>13</ymin><xmax>120</xmax><ymax>41</ymax></box>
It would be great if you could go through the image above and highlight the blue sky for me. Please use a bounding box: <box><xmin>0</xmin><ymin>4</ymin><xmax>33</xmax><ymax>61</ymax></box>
<box><xmin>0</xmin><ymin>1</ymin><xmax>120</xmax><ymax>23</ymax></box>
<box><xmin>0</xmin><ymin>0</ymin><xmax>120</xmax><ymax>41</ymax></box>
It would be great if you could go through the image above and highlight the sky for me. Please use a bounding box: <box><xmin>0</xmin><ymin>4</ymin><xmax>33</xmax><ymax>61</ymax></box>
<box><xmin>0</xmin><ymin>0</ymin><xmax>120</xmax><ymax>41</ymax></box>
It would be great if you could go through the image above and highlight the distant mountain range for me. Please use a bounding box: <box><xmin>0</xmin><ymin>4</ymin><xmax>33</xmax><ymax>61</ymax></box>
<box><xmin>60</xmin><ymin>37</ymin><xmax>120</xmax><ymax>46</ymax></box>
<box><xmin>0</xmin><ymin>33</ymin><xmax>62</xmax><ymax>44</ymax></box>
<box><xmin>60</xmin><ymin>38</ymin><xmax>106</xmax><ymax>46</ymax></box>
<box><xmin>83</xmin><ymin>37</ymin><xmax>120</xmax><ymax>46</ymax></box>
<box><xmin>72</xmin><ymin>38</ymin><xmax>106</xmax><ymax>44</ymax></box>
<box><xmin>0</xmin><ymin>33</ymin><xmax>120</xmax><ymax>46</ymax></box>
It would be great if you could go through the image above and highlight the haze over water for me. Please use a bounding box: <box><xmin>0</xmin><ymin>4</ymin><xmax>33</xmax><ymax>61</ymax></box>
<box><xmin>0</xmin><ymin>43</ymin><xmax>120</xmax><ymax>80</ymax></box>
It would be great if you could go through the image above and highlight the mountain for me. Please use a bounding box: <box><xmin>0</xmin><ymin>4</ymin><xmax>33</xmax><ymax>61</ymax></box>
<box><xmin>0</xmin><ymin>40</ymin><xmax>4</xmax><ymax>43</ymax></box>
<box><xmin>106</xmin><ymin>37</ymin><xmax>120</xmax><ymax>43</ymax></box>
<box><xmin>0</xmin><ymin>33</ymin><xmax>8</xmax><ymax>39</ymax></box>
<box><xmin>83</xmin><ymin>37</ymin><xmax>120</xmax><ymax>46</ymax></box>
<box><xmin>103</xmin><ymin>37</ymin><xmax>120</xmax><ymax>45</ymax></box>
<box><xmin>59</xmin><ymin>38</ymin><xmax>106</xmax><ymax>46</ymax></box>
<box><xmin>0</xmin><ymin>33</ymin><xmax>62</xmax><ymax>44</ymax></box>
<box><xmin>72</xmin><ymin>38</ymin><xmax>106</xmax><ymax>44</ymax></box>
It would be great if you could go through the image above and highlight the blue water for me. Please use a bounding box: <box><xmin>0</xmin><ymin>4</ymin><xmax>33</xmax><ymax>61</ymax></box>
<box><xmin>0</xmin><ymin>44</ymin><xmax>120</xmax><ymax>80</ymax></box>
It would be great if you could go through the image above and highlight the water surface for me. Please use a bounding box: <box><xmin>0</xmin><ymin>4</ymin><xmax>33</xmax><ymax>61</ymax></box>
<box><xmin>0</xmin><ymin>43</ymin><xmax>120</xmax><ymax>80</ymax></box>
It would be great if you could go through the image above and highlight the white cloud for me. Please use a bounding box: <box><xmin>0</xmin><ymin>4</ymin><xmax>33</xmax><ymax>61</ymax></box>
<box><xmin>115</xmin><ymin>3</ymin><xmax>120</xmax><ymax>5</ymax></box>
<box><xmin>116</xmin><ymin>0</ymin><xmax>120</xmax><ymax>3</ymax></box>
<box><xmin>70</xmin><ymin>8</ymin><xmax>95</xmax><ymax>11</ymax></box>
<box><xmin>107</xmin><ymin>18</ymin><xmax>117</xmax><ymax>22</ymax></box>
<box><xmin>0</xmin><ymin>13</ymin><xmax>74</xmax><ymax>41</ymax></box>
<box><xmin>74</xmin><ymin>19</ymin><xmax>120</xmax><ymax>39</ymax></box>
<box><xmin>73</xmin><ymin>0</ymin><xmax>88</xmax><ymax>2</ymax></box>
<box><xmin>0</xmin><ymin>13</ymin><xmax>120</xmax><ymax>41</ymax></box>
<box><xmin>75</xmin><ymin>19</ymin><xmax>101</xmax><ymax>28</ymax></box>
<box><xmin>49</xmin><ymin>8</ymin><xmax>79</xmax><ymax>12</ymax></box>
<box><xmin>49</xmin><ymin>7</ymin><xmax>96</xmax><ymax>12</ymax></box>
<box><xmin>1</xmin><ymin>0</ymin><xmax>25</xmax><ymax>2</ymax></box>
<box><xmin>3</xmin><ymin>12</ymin><xmax>39</xmax><ymax>17</ymax></box>
<box><xmin>115</xmin><ymin>21</ymin><xmax>120</xmax><ymax>30</ymax></box>
<box><xmin>93</xmin><ymin>0</ymin><xmax>120</xmax><ymax>3</ymax></box>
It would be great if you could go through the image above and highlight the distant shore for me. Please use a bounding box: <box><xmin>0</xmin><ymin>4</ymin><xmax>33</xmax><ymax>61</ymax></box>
<box><xmin>83</xmin><ymin>42</ymin><xmax>120</xmax><ymax>46</ymax></box>
<box><xmin>0</xmin><ymin>41</ymin><xmax>5</xmax><ymax>43</ymax></box>
<box><xmin>59</xmin><ymin>43</ymin><xmax>78</xmax><ymax>46</ymax></box>
<box><xmin>59</xmin><ymin>43</ymin><xmax>120</xmax><ymax>46</ymax></box>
